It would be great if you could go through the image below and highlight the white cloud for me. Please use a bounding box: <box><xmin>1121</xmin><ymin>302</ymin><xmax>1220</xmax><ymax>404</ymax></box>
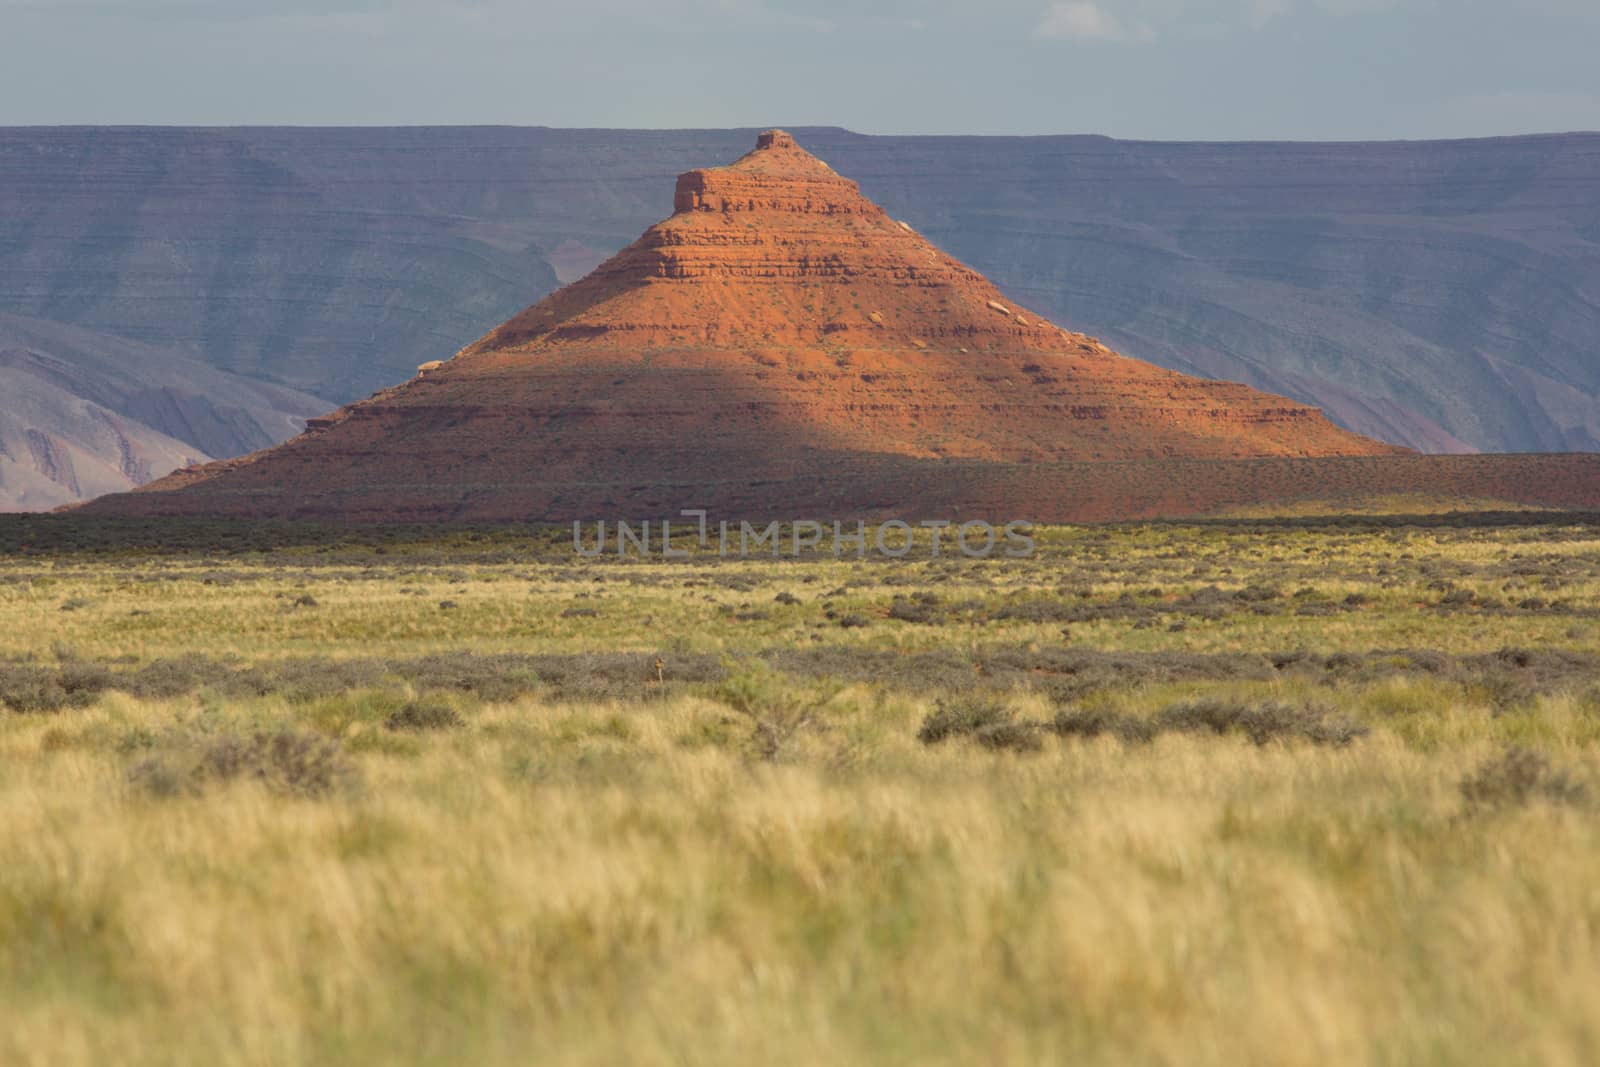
<box><xmin>0</xmin><ymin>0</ymin><xmax>400</xmax><ymax>19</ymax></box>
<box><xmin>1313</xmin><ymin>0</ymin><xmax>1404</xmax><ymax>13</ymax></box>
<box><xmin>1034</xmin><ymin>0</ymin><xmax>1429</xmax><ymax>44</ymax></box>
<box><xmin>1035</xmin><ymin>1</ymin><xmax>1146</xmax><ymax>40</ymax></box>
<box><xmin>1249</xmin><ymin>0</ymin><xmax>1291</xmax><ymax>22</ymax></box>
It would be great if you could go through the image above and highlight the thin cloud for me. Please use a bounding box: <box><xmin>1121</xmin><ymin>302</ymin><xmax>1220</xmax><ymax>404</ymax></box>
<box><xmin>0</xmin><ymin>0</ymin><xmax>397</xmax><ymax>19</ymax></box>
<box><xmin>1035</xmin><ymin>1</ymin><xmax>1149</xmax><ymax>41</ymax></box>
<box><xmin>1034</xmin><ymin>0</ymin><xmax>1420</xmax><ymax>43</ymax></box>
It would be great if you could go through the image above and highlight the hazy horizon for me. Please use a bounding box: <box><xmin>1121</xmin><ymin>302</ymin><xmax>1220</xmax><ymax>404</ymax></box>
<box><xmin>5</xmin><ymin>122</ymin><xmax>1599</xmax><ymax>145</ymax></box>
<box><xmin>3</xmin><ymin>1</ymin><xmax>1598</xmax><ymax>141</ymax></box>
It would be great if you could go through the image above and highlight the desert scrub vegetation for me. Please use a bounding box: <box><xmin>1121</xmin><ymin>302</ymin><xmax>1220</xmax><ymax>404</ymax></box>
<box><xmin>125</xmin><ymin>727</ymin><xmax>359</xmax><ymax>799</ymax></box>
<box><xmin>1458</xmin><ymin>745</ymin><xmax>1589</xmax><ymax>814</ymax></box>
<box><xmin>1</xmin><ymin>515</ymin><xmax>1599</xmax><ymax>1065</ymax></box>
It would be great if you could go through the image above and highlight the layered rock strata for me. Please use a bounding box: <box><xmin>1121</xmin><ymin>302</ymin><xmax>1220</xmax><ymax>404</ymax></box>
<box><xmin>85</xmin><ymin>132</ymin><xmax>1452</xmax><ymax>523</ymax></box>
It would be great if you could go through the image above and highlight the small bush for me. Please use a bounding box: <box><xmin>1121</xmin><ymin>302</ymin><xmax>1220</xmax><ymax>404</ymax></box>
<box><xmin>397</xmin><ymin>653</ymin><xmax>543</xmax><ymax>702</ymax></box>
<box><xmin>121</xmin><ymin>655</ymin><xmax>245</xmax><ymax>700</ymax></box>
<box><xmin>385</xmin><ymin>699</ymin><xmax>463</xmax><ymax>733</ymax></box>
<box><xmin>0</xmin><ymin>665</ymin><xmax>71</xmax><ymax>713</ymax></box>
<box><xmin>126</xmin><ymin>755</ymin><xmax>191</xmax><ymax>798</ymax></box>
<box><xmin>917</xmin><ymin>697</ymin><xmax>1013</xmax><ymax>745</ymax></box>
<box><xmin>0</xmin><ymin>663</ymin><xmax>109</xmax><ymax>713</ymax></box>
<box><xmin>1047</xmin><ymin>707</ymin><xmax>1156</xmax><ymax>744</ymax></box>
<box><xmin>1323</xmin><ymin>651</ymin><xmax>1364</xmax><ymax>672</ymax></box>
<box><xmin>714</xmin><ymin>665</ymin><xmax>832</xmax><ymax>761</ymax></box>
<box><xmin>264</xmin><ymin>658</ymin><xmax>387</xmax><ymax>703</ymax></box>
<box><xmin>128</xmin><ymin>729</ymin><xmax>358</xmax><ymax>799</ymax></box>
<box><xmin>58</xmin><ymin>660</ymin><xmax>114</xmax><ymax>698</ymax></box>
<box><xmin>888</xmin><ymin>594</ymin><xmax>942</xmax><ymax>624</ymax></box>
<box><xmin>1460</xmin><ymin>747</ymin><xmax>1586</xmax><ymax>813</ymax></box>
<box><xmin>991</xmin><ymin>598</ymin><xmax>1078</xmax><ymax>623</ymax></box>
<box><xmin>1155</xmin><ymin>699</ymin><xmax>1367</xmax><ymax>747</ymax></box>
<box><xmin>973</xmin><ymin>720</ymin><xmax>1043</xmax><ymax>753</ymax></box>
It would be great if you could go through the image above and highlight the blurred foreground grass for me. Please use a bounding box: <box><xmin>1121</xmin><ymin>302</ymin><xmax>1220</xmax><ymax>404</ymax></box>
<box><xmin>2</xmin><ymin>517</ymin><xmax>1599</xmax><ymax>1066</ymax></box>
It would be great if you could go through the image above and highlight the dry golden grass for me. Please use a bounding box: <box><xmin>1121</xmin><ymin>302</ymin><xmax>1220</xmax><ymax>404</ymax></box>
<box><xmin>2</xmin><ymin>518</ymin><xmax>1598</xmax><ymax>1065</ymax></box>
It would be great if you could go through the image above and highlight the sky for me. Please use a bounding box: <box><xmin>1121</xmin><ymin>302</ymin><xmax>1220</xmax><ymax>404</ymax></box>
<box><xmin>2</xmin><ymin>0</ymin><xmax>1598</xmax><ymax>140</ymax></box>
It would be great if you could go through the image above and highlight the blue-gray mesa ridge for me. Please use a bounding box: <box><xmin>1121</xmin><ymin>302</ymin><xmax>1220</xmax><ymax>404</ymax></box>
<box><xmin>1</xmin><ymin>126</ymin><xmax>1597</xmax><ymax>509</ymax></box>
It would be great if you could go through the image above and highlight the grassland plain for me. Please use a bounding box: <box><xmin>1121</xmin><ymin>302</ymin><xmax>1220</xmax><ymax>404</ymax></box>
<box><xmin>2</xmin><ymin>514</ymin><xmax>1599</xmax><ymax>1066</ymax></box>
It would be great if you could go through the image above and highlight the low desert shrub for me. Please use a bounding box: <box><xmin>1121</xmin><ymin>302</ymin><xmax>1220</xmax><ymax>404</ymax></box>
<box><xmin>971</xmin><ymin>719</ymin><xmax>1043</xmax><ymax>753</ymax></box>
<box><xmin>917</xmin><ymin>696</ymin><xmax>1014</xmax><ymax>745</ymax></box>
<box><xmin>266</xmin><ymin>658</ymin><xmax>389</xmax><ymax>703</ymax></box>
<box><xmin>0</xmin><ymin>662</ymin><xmax>110</xmax><ymax>713</ymax></box>
<box><xmin>1155</xmin><ymin>699</ymin><xmax>1367</xmax><ymax>747</ymax></box>
<box><xmin>990</xmin><ymin>598</ymin><xmax>1094</xmax><ymax>624</ymax></box>
<box><xmin>385</xmin><ymin>699</ymin><xmax>464</xmax><ymax>733</ymax></box>
<box><xmin>128</xmin><ymin>729</ymin><xmax>358</xmax><ymax>799</ymax></box>
<box><xmin>1047</xmin><ymin>707</ymin><xmax>1156</xmax><ymax>744</ymax></box>
<box><xmin>121</xmin><ymin>655</ymin><xmax>248</xmax><ymax>700</ymax></box>
<box><xmin>887</xmin><ymin>593</ymin><xmax>943</xmax><ymax>624</ymax></box>
<box><xmin>714</xmin><ymin>664</ymin><xmax>834</xmax><ymax>761</ymax></box>
<box><xmin>1460</xmin><ymin>747</ymin><xmax>1586</xmax><ymax>813</ymax></box>
<box><xmin>396</xmin><ymin>653</ymin><xmax>544</xmax><ymax>702</ymax></box>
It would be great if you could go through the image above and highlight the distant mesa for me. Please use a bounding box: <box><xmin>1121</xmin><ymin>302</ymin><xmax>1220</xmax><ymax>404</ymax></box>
<box><xmin>0</xmin><ymin>312</ymin><xmax>328</xmax><ymax>513</ymax></box>
<box><xmin>80</xmin><ymin>131</ymin><xmax>1600</xmax><ymax>522</ymax></box>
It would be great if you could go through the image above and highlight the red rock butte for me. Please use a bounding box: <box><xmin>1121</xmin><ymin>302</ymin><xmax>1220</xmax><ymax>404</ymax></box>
<box><xmin>81</xmin><ymin>131</ymin><xmax>1600</xmax><ymax>522</ymax></box>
